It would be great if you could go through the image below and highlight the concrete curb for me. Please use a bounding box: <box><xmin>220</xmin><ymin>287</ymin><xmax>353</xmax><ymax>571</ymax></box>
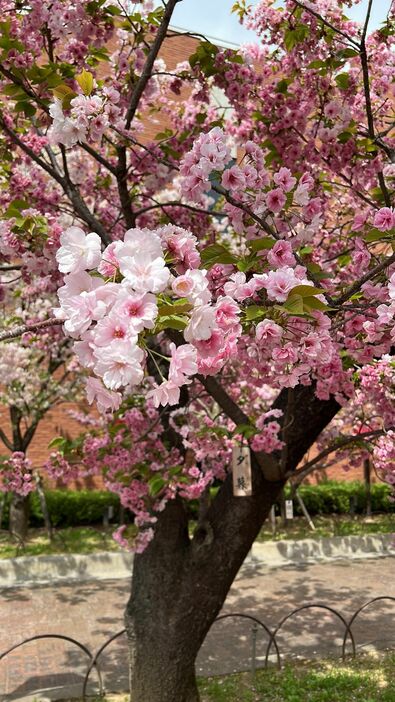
<box><xmin>0</xmin><ymin>534</ymin><xmax>393</xmax><ymax>588</ymax></box>
<box><xmin>247</xmin><ymin>533</ymin><xmax>395</xmax><ymax>568</ymax></box>
<box><xmin>0</xmin><ymin>550</ymin><xmax>134</xmax><ymax>588</ymax></box>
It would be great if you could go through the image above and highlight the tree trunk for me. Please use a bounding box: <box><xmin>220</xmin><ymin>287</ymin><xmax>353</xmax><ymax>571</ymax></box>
<box><xmin>9</xmin><ymin>492</ymin><xmax>30</xmax><ymax>541</ymax></box>
<box><xmin>125</xmin><ymin>385</ymin><xmax>340</xmax><ymax>701</ymax></box>
<box><xmin>125</xmin><ymin>474</ymin><xmax>284</xmax><ymax>702</ymax></box>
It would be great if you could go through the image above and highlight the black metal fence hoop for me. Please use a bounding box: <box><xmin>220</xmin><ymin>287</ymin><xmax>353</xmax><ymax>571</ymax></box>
<box><xmin>342</xmin><ymin>596</ymin><xmax>395</xmax><ymax>658</ymax></box>
<box><xmin>264</xmin><ymin>603</ymin><xmax>356</xmax><ymax>669</ymax></box>
<box><xmin>0</xmin><ymin>633</ymin><xmax>104</xmax><ymax>697</ymax></box>
<box><xmin>214</xmin><ymin>613</ymin><xmax>281</xmax><ymax>669</ymax></box>
<box><xmin>82</xmin><ymin>628</ymin><xmax>126</xmax><ymax>701</ymax></box>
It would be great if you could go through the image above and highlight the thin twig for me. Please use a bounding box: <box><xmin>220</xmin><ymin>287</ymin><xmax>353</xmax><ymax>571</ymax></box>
<box><xmin>286</xmin><ymin>427</ymin><xmax>390</xmax><ymax>486</ymax></box>
<box><xmin>0</xmin><ymin>318</ymin><xmax>62</xmax><ymax>342</ymax></box>
<box><xmin>291</xmin><ymin>0</ymin><xmax>360</xmax><ymax>48</ymax></box>
<box><xmin>335</xmin><ymin>251</ymin><xmax>395</xmax><ymax>305</ymax></box>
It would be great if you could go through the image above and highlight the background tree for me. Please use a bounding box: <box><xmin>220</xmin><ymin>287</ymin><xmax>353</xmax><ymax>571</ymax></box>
<box><xmin>0</xmin><ymin>280</ymin><xmax>80</xmax><ymax>537</ymax></box>
<box><xmin>0</xmin><ymin>1</ymin><xmax>394</xmax><ymax>700</ymax></box>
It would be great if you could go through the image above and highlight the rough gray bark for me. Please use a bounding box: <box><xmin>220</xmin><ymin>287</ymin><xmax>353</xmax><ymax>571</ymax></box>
<box><xmin>125</xmin><ymin>384</ymin><xmax>340</xmax><ymax>702</ymax></box>
<box><xmin>9</xmin><ymin>493</ymin><xmax>29</xmax><ymax>541</ymax></box>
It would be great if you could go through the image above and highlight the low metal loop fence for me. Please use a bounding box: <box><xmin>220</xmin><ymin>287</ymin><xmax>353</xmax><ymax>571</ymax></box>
<box><xmin>0</xmin><ymin>597</ymin><xmax>393</xmax><ymax>700</ymax></box>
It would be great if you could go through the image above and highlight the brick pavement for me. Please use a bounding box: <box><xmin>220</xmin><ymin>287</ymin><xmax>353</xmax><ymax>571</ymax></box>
<box><xmin>0</xmin><ymin>557</ymin><xmax>394</xmax><ymax>700</ymax></box>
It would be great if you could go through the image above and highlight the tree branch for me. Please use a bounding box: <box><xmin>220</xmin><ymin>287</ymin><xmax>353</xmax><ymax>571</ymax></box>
<box><xmin>0</xmin><ymin>318</ymin><xmax>62</xmax><ymax>342</ymax></box>
<box><xmin>286</xmin><ymin>427</ymin><xmax>389</xmax><ymax>486</ymax></box>
<box><xmin>0</xmin><ymin>264</ymin><xmax>22</xmax><ymax>272</ymax></box>
<box><xmin>335</xmin><ymin>251</ymin><xmax>395</xmax><ymax>305</ymax></box>
<box><xmin>0</xmin><ymin>114</ymin><xmax>111</xmax><ymax>244</ymax></box>
<box><xmin>212</xmin><ymin>183</ymin><xmax>336</xmax><ymax>306</ymax></box>
<box><xmin>359</xmin><ymin>3</ymin><xmax>392</xmax><ymax>206</ymax></box>
<box><xmin>125</xmin><ymin>0</ymin><xmax>182</xmax><ymax>129</ymax></box>
<box><xmin>0</xmin><ymin>426</ymin><xmax>13</xmax><ymax>452</ymax></box>
<box><xmin>0</xmin><ymin>63</ymin><xmax>118</xmax><ymax>175</ymax></box>
<box><xmin>291</xmin><ymin>1</ymin><xmax>360</xmax><ymax>48</ymax></box>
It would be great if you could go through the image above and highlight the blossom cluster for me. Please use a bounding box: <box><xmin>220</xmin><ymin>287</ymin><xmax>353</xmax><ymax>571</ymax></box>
<box><xmin>49</xmin><ymin>88</ymin><xmax>118</xmax><ymax>147</ymax></box>
<box><xmin>0</xmin><ymin>453</ymin><xmax>35</xmax><ymax>496</ymax></box>
<box><xmin>55</xmin><ymin>223</ymin><xmax>243</xmax><ymax>411</ymax></box>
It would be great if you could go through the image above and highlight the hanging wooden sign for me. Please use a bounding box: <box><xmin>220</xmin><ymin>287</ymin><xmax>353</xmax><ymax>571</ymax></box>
<box><xmin>232</xmin><ymin>445</ymin><xmax>252</xmax><ymax>497</ymax></box>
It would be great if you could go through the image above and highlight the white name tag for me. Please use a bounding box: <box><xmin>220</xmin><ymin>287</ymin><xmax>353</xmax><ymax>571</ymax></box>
<box><xmin>285</xmin><ymin>499</ymin><xmax>294</xmax><ymax>519</ymax></box>
<box><xmin>232</xmin><ymin>446</ymin><xmax>252</xmax><ymax>497</ymax></box>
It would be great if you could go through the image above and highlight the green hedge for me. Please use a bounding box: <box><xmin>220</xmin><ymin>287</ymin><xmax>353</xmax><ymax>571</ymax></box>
<box><xmin>1</xmin><ymin>490</ymin><xmax>121</xmax><ymax>529</ymax></box>
<box><xmin>285</xmin><ymin>480</ymin><xmax>395</xmax><ymax>516</ymax></box>
<box><xmin>0</xmin><ymin>481</ymin><xmax>393</xmax><ymax>529</ymax></box>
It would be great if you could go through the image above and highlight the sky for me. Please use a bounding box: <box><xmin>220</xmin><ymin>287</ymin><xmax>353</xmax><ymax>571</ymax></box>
<box><xmin>171</xmin><ymin>0</ymin><xmax>393</xmax><ymax>47</ymax></box>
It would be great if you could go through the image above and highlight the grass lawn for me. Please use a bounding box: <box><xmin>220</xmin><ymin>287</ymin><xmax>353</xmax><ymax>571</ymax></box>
<box><xmin>199</xmin><ymin>653</ymin><xmax>395</xmax><ymax>701</ymax></box>
<box><xmin>57</xmin><ymin>652</ymin><xmax>395</xmax><ymax>702</ymax></box>
<box><xmin>257</xmin><ymin>513</ymin><xmax>395</xmax><ymax>542</ymax></box>
<box><xmin>1</xmin><ymin>513</ymin><xmax>394</xmax><ymax>559</ymax></box>
<box><xmin>0</xmin><ymin>525</ymin><xmax>122</xmax><ymax>559</ymax></box>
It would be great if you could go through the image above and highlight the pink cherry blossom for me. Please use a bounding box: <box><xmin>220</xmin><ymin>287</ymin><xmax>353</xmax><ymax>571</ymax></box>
<box><xmin>168</xmin><ymin>343</ymin><xmax>198</xmax><ymax>383</ymax></box>
<box><xmin>119</xmin><ymin>254</ymin><xmax>170</xmax><ymax>293</ymax></box>
<box><xmin>149</xmin><ymin>379</ymin><xmax>181</xmax><ymax>407</ymax></box>
<box><xmin>86</xmin><ymin>377</ymin><xmax>122</xmax><ymax>414</ymax></box>
<box><xmin>267</xmin><ymin>240</ymin><xmax>296</xmax><ymax>268</ymax></box>
<box><xmin>266</xmin><ymin>188</ymin><xmax>286</xmax><ymax>213</ymax></box>
<box><xmin>118</xmin><ymin>227</ymin><xmax>163</xmax><ymax>261</ymax></box>
<box><xmin>112</xmin><ymin>291</ymin><xmax>158</xmax><ymax>331</ymax></box>
<box><xmin>172</xmin><ymin>269</ymin><xmax>210</xmax><ymax>305</ymax></box>
<box><xmin>56</xmin><ymin>226</ymin><xmax>102</xmax><ymax>274</ymax></box>
<box><xmin>255</xmin><ymin>319</ymin><xmax>283</xmax><ymax>345</ymax></box>
<box><xmin>94</xmin><ymin>340</ymin><xmax>144</xmax><ymax>390</ymax></box>
<box><xmin>273</xmin><ymin>167</ymin><xmax>296</xmax><ymax>192</ymax></box>
<box><xmin>374</xmin><ymin>207</ymin><xmax>395</xmax><ymax>231</ymax></box>
<box><xmin>263</xmin><ymin>267</ymin><xmax>300</xmax><ymax>302</ymax></box>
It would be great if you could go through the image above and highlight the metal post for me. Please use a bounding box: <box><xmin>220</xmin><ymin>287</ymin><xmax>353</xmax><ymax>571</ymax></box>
<box><xmin>270</xmin><ymin>505</ymin><xmax>276</xmax><ymax>536</ymax></box>
<box><xmin>364</xmin><ymin>458</ymin><xmax>372</xmax><ymax>517</ymax></box>
<box><xmin>251</xmin><ymin>622</ymin><xmax>258</xmax><ymax>678</ymax></box>
<box><xmin>295</xmin><ymin>491</ymin><xmax>316</xmax><ymax>531</ymax></box>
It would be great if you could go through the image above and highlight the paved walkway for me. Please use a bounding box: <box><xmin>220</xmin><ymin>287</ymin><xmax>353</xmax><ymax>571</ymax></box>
<box><xmin>0</xmin><ymin>556</ymin><xmax>394</xmax><ymax>700</ymax></box>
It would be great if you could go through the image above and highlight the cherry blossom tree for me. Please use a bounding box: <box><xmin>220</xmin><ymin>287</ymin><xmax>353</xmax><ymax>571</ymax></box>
<box><xmin>0</xmin><ymin>0</ymin><xmax>394</xmax><ymax>699</ymax></box>
<box><xmin>0</xmin><ymin>280</ymin><xmax>80</xmax><ymax>536</ymax></box>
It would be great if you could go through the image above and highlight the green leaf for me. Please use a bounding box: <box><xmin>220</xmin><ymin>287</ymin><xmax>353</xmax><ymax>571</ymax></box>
<box><xmin>337</xmin><ymin>131</ymin><xmax>354</xmax><ymax>144</ymax></box>
<box><xmin>48</xmin><ymin>436</ymin><xmax>66</xmax><ymax>450</ymax></box>
<box><xmin>234</xmin><ymin>423</ymin><xmax>258</xmax><ymax>439</ymax></box>
<box><xmin>283</xmin><ymin>295</ymin><xmax>305</xmax><ymax>315</ymax></box>
<box><xmin>299</xmin><ymin>245</ymin><xmax>313</xmax><ymax>255</ymax></box>
<box><xmin>337</xmin><ymin>47</ymin><xmax>358</xmax><ymax>59</ymax></box>
<box><xmin>189</xmin><ymin>41</ymin><xmax>219</xmax><ymax>77</ymax></box>
<box><xmin>288</xmin><ymin>284</ymin><xmax>323</xmax><ymax>298</ymax></box>
<box><xmin>158</xmin><ymin>300</ymin><xmax>192</xmax><ymax>315</ymax></box>
<box><xmin>364</xmin><ymin>227</ymin><xmax>392</xmax><ymax>243</ymax></box>
<box><xmin>148</xmin><ymin>476</ymin><xmax>166</xmax><ymax>497</ymax></box>
<box><xmin>248</xmin><ymin>237</ymin><xmax>274</xmax><ymax>253</ymax></box>
<box><xmin>2</xmin><ymin>84</ymin><xmax>26</xmax><ymax>98</ymax></box>
<box><xmin>335</xmin><ymin>72</ymin><xmax>350</xmax><ymax>90</ymax></box>
<box><xmin>284</xmin><ymin>24</ymin><xmax>309</xmax><ymax>51</ymax></box>
<box><xmin>276</xmin><ymin>78</ymin><xmax>292</xmax><ymax>94</ymax></box>
<box><xmin>52</xmin><ymin>83</ymin><xmax>77</xmax><ymax>109</ymax></box>
<box><xmin>200</xmin><ymin>243</ymin><xmax>237</xmax><ymax>267</ymax></box>
<box><xmin>76</xmin><ymin>69</ymin><xmax>94</xmax><ymax>96</ymax></box>
<box><xmin>155</xmin><ymin>315</ymin><xmax>188</xmax><ymax>332</ymax></box>
<box><xmin>4</xmin><ymin>199</ymin><xmax>29</xmax><ymax>218</ymax></box>
<box><xmin>307</xmin><ymin>59</ymin><xmax>327</xmax><ymax>69</ymax></box>
<box><xmin>302</xmin><ymin>296</ymin><xmax>328</xmax><ymax>312</ymax></box>
<box><xmin>105</xmin><ymin>3</ymin><xmax>122</xmax><ymax>14</ymax></box>
<box><xmin>245</xmin><ymin>305</ymin><xmax>266</xmax><ymax>321</ymax></box>
<box><xmin>14</xmin><ymin>101</ymin><xmax>36</xmax><ymax>117</ymax></box>
<box><xmin>237</xmin><ymin>253</ymin><xmax>259</xmax><ymax>273</ymax></box>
